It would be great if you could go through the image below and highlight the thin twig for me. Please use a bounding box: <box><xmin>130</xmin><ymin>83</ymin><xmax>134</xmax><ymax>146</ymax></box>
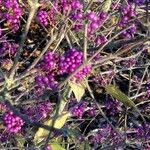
<box><xmin>83</xmin><ymin>23</ymin><xmax>88</xmax><ymax>60</ymax></box>
<box><xmin>9</xmin><ymin>1</ymin><xmax>39</xmax><ymax>79</ymax></box>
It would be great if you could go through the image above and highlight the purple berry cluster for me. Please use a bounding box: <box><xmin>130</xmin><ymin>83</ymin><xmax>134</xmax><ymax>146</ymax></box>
<box><xmin>59</xmin><ymin>49</ymin><xmax>84</xmax><ymax>75</ymax></box>
<box><xmin>72</xmin><ymin>10</ymin><xmax>107</xmax><ymax>35</ymax></box>
<box><xmin>37</xmin><ymin>0</ymin><xmax>83</xmax><ymax>27</ymax></box>
<box><xmin>3</xmin><ymin>111</ymin><xmax>24</xmax><ymax>133</ymax></box>
<box><xmin>71</xmin><ymin>102</ymin><xmax>88</xmax><ymax>118</ymax></box>
<box><xmin>36</xmin><ymin>49</ymin><xmax>92</xmax><ymax>89</ymax></box>
<box><xmin>0</xmin><ymin>41</ymin><xmax>18</xmax><ymax>56</ymax></box>
<box><xmin>33</xmin><ymin>86</ymin><xmax>45</xmax><ymax>97</ymax></box>
<box><xmin>37</xmin><ymin>102</ymin><xmax>52</xmax><ymax>119</ymax></box>
<box><xmin>95</xmin><ymin>35</ymin><xmax>108</xmax><ymax>46</ymax></box>
<box><xmin>128</xmin><ymin>0</ymin><xmax>145</xmax><ymax>5</ymax></box>
<box><xmin>42</xmin><ymin>52</ymin><xmax>58</xmax><ymax>72</ymax></box>
<box><xmin>122</xmin><ymin>24</ymin><xmax>137</xmax><ymax>39</ymax></box>
<box><xmin>89</xmin><ymin>125</ymin><xmax>123</xmax><ymax>147</ymax></box>
<box><xmin>36</xmin><ymin>52</ymin><xmax>59</xmax><ymax>89</ymax></box>
<box><xmin>59</xmin><ymin>48</ymin><xmax>92</xmax><ymax>82</ymax></box>
<box><xmin>37</xmin><ymin>10</ymin><xmax>49</xmax><ymax>26</ymax></box>
<box><xmin>1</xmin><ymin>0</ymin><xmax>22</xmax><ymax>31</ymax></box>
<box><xmin>119</xmin><ymin>58</ymin><xmax>136</xmax><ymax>68</ymax></box>
<box><xmin>87</xmin><ymin>11</ymin><xmax>107</xmax><ymax>34</ymax></box>
<box><xmin>0</xmin><ymin>130</ymin><xmax>10</xmax><ymax>142</ymax></box>
<box><xmin>60</xmin><ymin>1</ymin><xmax>74</xmax><ymax>13</ymax></box>
<box><xmin>136</xmin><ymin>123</ymin><xmax>150</xmax><ymax>139</ymax></box>
<box><xmin>119</xmin><ymin>5</ymin><xmax>137</xmax><ymax>38</ymax></box>
<box><xmin>71</xmin><ymin>0</ymin><xmax>83</xmax><ymax>10</ymax></box>
<box><xmin>48</xmin><ymin>3</ymin><xmax>61</xmax><ymax>26</ymax></box>
<box><xmin>37</xmin><ymin>0</ymin><xmax>108</xmax><ymax>39</ymax></box>
<box><xmin>87</xmin><ymin>103</ymin><xmax>97</xmax><ymax>117</ymax></box>
<box><xmin>59</xmin><ymin>0</ymin><xmax>83</xmax><ymax>14</ymax></box>
<box><xmin>93</xmin><ymin>72</ymin><xmax>114</xmax><ymax>86</ymax></box>
<box><xmin>90</xmin><ymin>127</ymin><xmax>111</xmax><ymax>145</ymax></box>
<box><xmin>119</xmin><ymin>5</ymin><xmax>137</xmax><ymax>26</ymax></box>
<box><xmin>23</xmin><ymin>101</ymin><xmax>52</xmax><ymax>121</ymax></box>
<box><xmin>70</xmin><ymin>1</ymin><xmax>84</xmax><ymax>31</ymax></box>
<box><xmin>36</xmin><ymin>74</ymin><xmax>58</xmax><ymax>90</ymax></box>
<box><xmin>127</xmin><ymin>123</ymin><xmax>150</xmax><ymax>143</ymax></box>
<box><xmin>105</xmin><ymin>98</ymin><xmax>122</xmax><ymax>116</ymax></box>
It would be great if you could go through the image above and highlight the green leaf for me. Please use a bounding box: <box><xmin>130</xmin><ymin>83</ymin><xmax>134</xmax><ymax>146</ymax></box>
<box><xmin>58</xmin><ymin>97</ymin><xmax>68</xmax><ymax>115</ymax></box>
<box><xmin>58</xmin><ymin>86</ymin><xmax>72</xmax><ymax>114</ymax></box>
<box><xmin>68</xmin><ymin>81</ymin><xmax>86</xmax><ymax>102</ymax></box>
<box><xmin>63</xmin><ymin>128</ymin><xmax>81</xmax><ymax>139</ymax></box>
<box><xmin>84</xmin><ymin>141</ymin><xmax>91</xmax><ymax>150</ymax></box>
<box><xmin>101</xmin><ymin>0</ymin><xmax>112</xmax><ymax>12</ymax></box>
<box><xmin>50</xmin><ymin>142</ymin><xmax>65</xmax><ymax>150</ymax></box>
<box><xmin>78</xmin><ymin>141</ymin><xmax>91</xmax><ymax>150</ymax></box>
<box><xmin>105</xmin><ymin>85</ymin><xmax>135</xmax><ymax>107</ymax></box>
<box><xmin>34</xmin><ymin>112</ymin><xmax>70</xmax><ymax>143</ymax></box>
<box><xmin>16</xmin><ymin>134</ymin><xmax>26</xmax><ymax>147</ymax></box>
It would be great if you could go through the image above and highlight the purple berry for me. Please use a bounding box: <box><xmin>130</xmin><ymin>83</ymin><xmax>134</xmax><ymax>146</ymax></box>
<box><xmin>3</xmin><ymin>112</ymin><xmax>24</xmax><ymax>133</ymax></box>
<box><xmin>37</xmin><ymin>10</ymin><xmax>49</xmax><ymax>26</ymax></box>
